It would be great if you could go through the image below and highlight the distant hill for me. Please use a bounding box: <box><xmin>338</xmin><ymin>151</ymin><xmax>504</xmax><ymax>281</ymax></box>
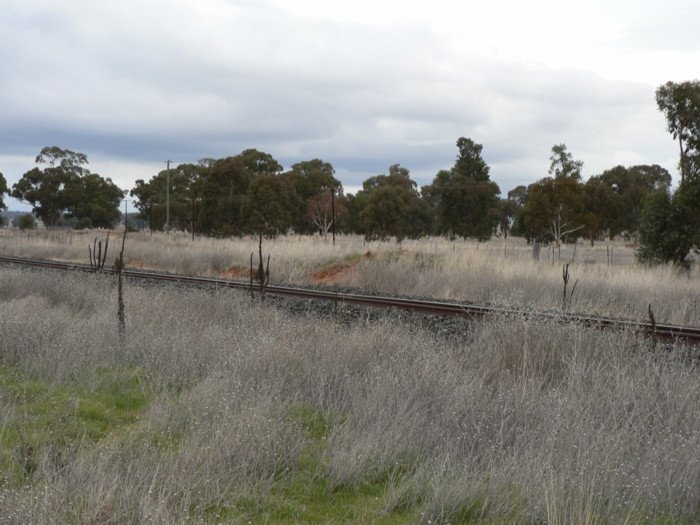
<box><xmin>2</xmin><ymin>210</ymin><xmax>33</xmax><ymax>225</ymax></box>
<box><xmin>2</xmin><ymin>210</ymin><xmax>33</xmax><ymax>220</ymax></box>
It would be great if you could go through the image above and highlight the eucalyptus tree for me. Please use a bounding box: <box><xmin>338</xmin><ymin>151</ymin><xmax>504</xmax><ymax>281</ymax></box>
<box><xmin>12</xmin><ymin>146</ymin><xmax>123</xmax><ymax>227</ymax></box>
<box><xmin>355</xmin><ymin>164</ymin><xmax>431</xmax><ymax>241</ymax></box>
<box><xmin>424</xmin><ymin>137</ymin><xmax>500</xmax><ymax>241</ymax></box>
<box><xmin>282</xmin><ymin>159</ymin><xmax>342</xmax><ymax>234</ymax></box>
<box><xmin>519</xmin><ymin>144</ymin><xmax>585</xmax><ymax>248</ymax></box>
<box><xmin>131</xmin><ymin>162</ymin><xmax>205</xmax><ymax>231</ymax></box>
<box><xmin>656</xmin><ymin>80</ymin><xmax>700</xmax><ymax>182</ymax></box>
<box><xmin>636</xmin><ymin>80</ymin><xmax>700</xmax><ymax>266</ymax></box>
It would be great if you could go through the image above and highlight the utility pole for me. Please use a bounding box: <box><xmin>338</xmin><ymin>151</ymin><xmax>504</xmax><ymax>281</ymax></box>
<box><xmin>165</xmin><ymin>160</ymin><xmax>171</xmax><ymax>233</ymax></box>
<box><xmin>331</xmin><ymin>187</ymin><xmax>336</xmax><ymax>246</ymax></box>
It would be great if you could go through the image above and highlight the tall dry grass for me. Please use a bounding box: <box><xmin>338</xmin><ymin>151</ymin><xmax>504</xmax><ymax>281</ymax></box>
<box><xmin>1</xmin><ymin>228</ymin><xmax>698</xmax><ymax>326</ymax></box>
<box><xmin>348</xmin><ymin>239</ymin><xmax>700</xmax><ymax>326</ymax></box>
<box><xmin>0</xmin><ymin>266</ymin><xmax>698</xmax><ymax>522</ymax></box>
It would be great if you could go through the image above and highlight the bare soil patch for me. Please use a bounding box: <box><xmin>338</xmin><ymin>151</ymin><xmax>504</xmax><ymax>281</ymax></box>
<box><xmin>310</xmin><ymin>251</ymin><xmax>373</xmax><ymax>284</ymax></box>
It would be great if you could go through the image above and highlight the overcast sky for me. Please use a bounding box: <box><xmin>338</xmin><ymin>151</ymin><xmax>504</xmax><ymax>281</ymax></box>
<box><xmin>1</xmin><ymin>0</ymin><xmax>698</xmax><ymax>210</ymax></box>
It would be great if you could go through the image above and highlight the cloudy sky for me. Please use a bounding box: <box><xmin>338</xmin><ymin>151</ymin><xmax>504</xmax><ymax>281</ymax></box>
<box><xmin>1</xmin><ymin>0</ymin><xmax>698</xmax><ymax>210</ymax></box>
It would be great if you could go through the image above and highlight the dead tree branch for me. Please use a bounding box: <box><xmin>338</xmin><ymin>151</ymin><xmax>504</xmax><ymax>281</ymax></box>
<box><xmin>88</xmin><ymin>231</ymin><xmax>110</xmax><ymax>272</ymax></box>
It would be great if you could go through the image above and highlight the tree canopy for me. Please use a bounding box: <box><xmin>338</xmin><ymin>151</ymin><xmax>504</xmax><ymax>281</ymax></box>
<box><xmin>0</xmin><ymin>171</ymin><xmax>7</xmax><ymax>211</ymax></box>
<box><xmin>588</xmin><ymin>164</ymin><xmax>671</xmax><ymax>239</ymax></box>
<box><xmin>131</xmin><ymin>162</ymin><xmax>205</xmax><ymax>232</ymax></box>
<box><xmin>655</xmin><ymin>80</ymin><xmax>700</xmax><ymax>183</ymax></box>
<box><xmin>35</xmin><ymin>146</ymin><xmax>89</xmax><ymax>173</ymax></box>
<box><xmin>637</xmin><ymin>80</ymin><xmax>700</xmax><ymax>264</ymax></box>
<box><xmin>423</xmin><ymin>138</ymin><xmax>500</xmax><ymax>240</ymax></box>
<box><xmin>352</xmin><ymin>164</ymin><xmax>431</xmax><ymax>241</ymax></box>
<box><xmin>283</xmin><ymin>159</ymin><xmax>343</xmax><ymax>234</ymax></box>
<box><xmin>636</xmin><ymin>189</ymin><xmax>693</xmax><ymax>267</ymax></box>
<box><xmin>11</xmin><ymin>147</ymin><xmax>124</xmax><ymax>227</ymax></box>
<box><xmin>513</xmin><ymin>152</ymin><xmax>673</xmax><ymax>246</ymax></box>
<box><xmin>549</xmin><ymin>143</ymin><xmax>583</xmax><ymax>180</ymax></box>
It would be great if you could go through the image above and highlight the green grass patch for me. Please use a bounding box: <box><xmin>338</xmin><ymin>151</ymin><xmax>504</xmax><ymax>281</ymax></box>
<box><xmin>312</xmin><ymin>252</ymin><xmax>368</xmax><ymax>272</ymax></box>
<box><xmin>200</xmin><ymin>404</ymin><xmax>419</xmax><ymax>524</ymax></box>
<box><xmin>0</xmin><ymin>365</ymin><xmax>150</xmax><ymax>484</ymax></box>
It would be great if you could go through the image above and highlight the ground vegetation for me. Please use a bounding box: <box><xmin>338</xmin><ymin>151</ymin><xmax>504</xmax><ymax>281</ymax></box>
<box><xmin>0</xmin><ymin>267</ymin><xmax>697</xmax><ymax>523</ymax></box>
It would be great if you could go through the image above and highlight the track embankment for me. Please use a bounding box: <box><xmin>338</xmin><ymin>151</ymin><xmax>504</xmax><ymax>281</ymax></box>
<box><xmin>1</xmin><ymin>255</ymin><xmax>699</xmax><ymax>346</ymax></box>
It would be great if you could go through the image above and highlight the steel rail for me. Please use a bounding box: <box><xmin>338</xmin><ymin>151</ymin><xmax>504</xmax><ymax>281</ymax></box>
<box><xmin>1</xmin><ymin>255</ymin><xmax>699</xmax><ymax>345</ymax></box>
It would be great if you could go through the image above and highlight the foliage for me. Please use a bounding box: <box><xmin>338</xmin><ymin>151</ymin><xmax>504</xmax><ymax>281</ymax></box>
<box><xmin>195</xmin><ymin>150</ymin><xmax>283</xmax><ymax>236</ymax></box>
<box><xmin>130</xmin><ymin>162</ymin><xmax>204</xmax><ymax>231</ymax></box>
<box><xmin>66</xmin><ymin>173</ymin><xmax>124</xmax><ymax>228</ymax></box>
<box><xmin>75</xmin><ymin>217</ymin><xmax>92</xmax><ymax>230</ymax></box>
<box><xmin>506</xmin><ymin>185</ymin><xmax>528</xmax><ymax>237</ymax></box>
<box><xmin>195</xmin><ymin>155</ymin><xmax>249</xmax><ymax>235</ymax></box>
<box><xmin>520</xmin><ymin>146</ymin><xmax>585</xmax><ymax>243</ymax></box>
<box><xmin>453</xmin><ymin>136</ymin><xmax>492</xmax><ymax>181</ymax></box>
<box><xmin>11</xmin><ymin>167</ymin><xmax>75</xmax><ymax>226</ymax></box>
<box><xmin>637</xmin><ymin>80</ymin><xmax>700</xmax><ymax>265</ymax></box>
<box><xmin>497</xmin><ymin>197</ymin><xmax>517</xmax><ymax>238</ymax></box>
<box><xmin>636</xmin><ymin>188</ymin><xmax>694</xmax><ymax>267</ymax></box>
<box><xmin>587</xmin><ymin>164</ymin><xmax>672</xmax><ymax>240</ymax></box>
<box><xmin>304</xmin><ymin>191</ymin><xmax>349</xmax><ymax>236</ymax></box>
<box><xmin>678</xmin><ymin>181</ymin><xmax>700</xmax><ymax>255</ymax></box>
<box><xmin>128</xmin><ymin>153</ymin><xmax>348</xmax><ymax>236</ymax></box>
<box><xmin>655</xmin><ymin>80</ymin><xmax>700</xmax><ymax>182</ymax></box>
<box><xmin>237</xmin><ymin>148</ymin><xmax>283</xmax><ymax>176</ymax></box>
<box><xmin>509</xmin><ymin>157</ymin><xmax>674</xmax><ymax>244</ymax></box>
<box><xmin>13</xmin><ymin>213</ymin><xmax>37</xmax><ymax>230</ymax></box>
<box><xmin>242</xmin><ymin>172</ymin><xmax>294</xmax><ymax>235</ymax></box>
<box><xmin>339</xmin><ymin>193</ymin><xmax>363</xmax><ymax>234</ymax></box>
<box><xmin>11</xmin><ymin>147</ymin><xmax>124</xmax><ymax>227</ymax></box>
<box><xmin>282</xmin><ymin>159</ymin><xmax>342</xmax><ymax>234</ymax></box>
<box><xmin>34</xmin><ymin>145</ymin><xmax>89</xmax><ymax>172</ymax></box>
<box><xmin>355</xmin><ymin>164</ymin><xmax>430</xmax><ymax>241</ymax></box>
<box><xmin>425</xmin><ymin>138</ymin><xmax>500</xmax><ymax>240</ymax></box>
<box><xmin>0</xmin><ymin>170</ymin><xmax>7</xmax><ymax>211</ymax></box>
<box><xmin>581</xmin><ymin>177</ymin><xmax>616</xmax><ymax>244</ymax></box>
<box><xmin>549</xmin><ymin>143</ymin><xmax>583</xmax><ymax>180</ymax></box>
<box><xmin>285</xmin><ymin>159</ymin><xmax>341</xmax><ymax>195</ymax></box>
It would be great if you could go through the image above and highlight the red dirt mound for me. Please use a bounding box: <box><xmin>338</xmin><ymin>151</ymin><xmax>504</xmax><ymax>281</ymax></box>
<box><xmin>310</xmin><ymin>252</ymin><xmax>373</xmax><ymax>284</ymax></box>
<box><xmin>311</xmin><ymin>262</ymin><xmax>357</xmax><ymax>284</ymax></box>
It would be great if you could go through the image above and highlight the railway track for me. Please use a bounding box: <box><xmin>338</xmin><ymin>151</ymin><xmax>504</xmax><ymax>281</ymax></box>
<box><xmin>2</xmin><ymin>254</ymin><xmax>699</xmax><ymax>346</ymax></box>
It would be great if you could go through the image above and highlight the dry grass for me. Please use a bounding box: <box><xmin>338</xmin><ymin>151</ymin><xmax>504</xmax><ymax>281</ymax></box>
<box><xmin>0</xmin><ymin>266</ymin><xmax>698</xmax><ymax>523</ymax></box>
<box><xmin>1</xmin><ymin>228</ymin><xmax>698</xmax><ymax>326</ymax></box>
<box><xmin>347</xmin><ymin>239</ymin><xmax>700</xmax><ymax>326</ymax></box>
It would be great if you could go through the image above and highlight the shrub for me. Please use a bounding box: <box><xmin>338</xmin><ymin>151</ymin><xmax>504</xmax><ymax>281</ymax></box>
<box><xmin>13</xmin><ymin>214</ymin><xmax>37</xmax><ymax>230</ymax></box>
<box><xmin>75</xmin><ymin>217</ymin><xmax>93</xmax><ymax>230</ymax></box>
<box><xmin>636</xmin><ymin>184</ymin><xmax>699</xmax><ymax>268</ymax></box>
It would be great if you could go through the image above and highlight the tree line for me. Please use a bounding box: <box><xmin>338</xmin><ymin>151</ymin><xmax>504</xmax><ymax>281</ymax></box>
<box><xmin>1</xmin><ymin>80</ymin><xmax>698</xmax><ymax>266</ymax></box>
<box><xmin>135</xmin><ymin>137</ymin><xmax>501</xmax><ymax>241</ymax></box>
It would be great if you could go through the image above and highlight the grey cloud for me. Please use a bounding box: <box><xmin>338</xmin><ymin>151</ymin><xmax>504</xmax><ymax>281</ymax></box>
<box><xmin>0</xmin><ymin>0</ymin><xmax>683</xmax><ymax>202</ymax></box>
